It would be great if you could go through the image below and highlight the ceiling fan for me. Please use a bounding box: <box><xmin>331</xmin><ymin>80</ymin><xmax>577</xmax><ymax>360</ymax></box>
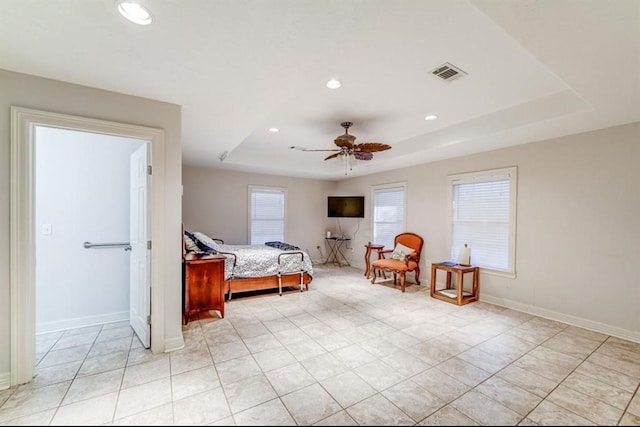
<box><xmin>290</xmin><ymin>121</ymin><xmax>392</xmax><ymax>174</ymax></box>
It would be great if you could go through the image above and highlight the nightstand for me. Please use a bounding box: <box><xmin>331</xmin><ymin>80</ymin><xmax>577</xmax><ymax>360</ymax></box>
<box><xmin>182</xmin><ymin>253</ymin><xmax>226</xmax><ymax>324</ymax></box>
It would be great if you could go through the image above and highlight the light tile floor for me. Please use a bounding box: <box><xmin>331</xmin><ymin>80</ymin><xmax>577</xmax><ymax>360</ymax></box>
<box><xmin>1</xmin><ymin>264</ymin><xmax>639</xmax><ymax>425</ymax></box>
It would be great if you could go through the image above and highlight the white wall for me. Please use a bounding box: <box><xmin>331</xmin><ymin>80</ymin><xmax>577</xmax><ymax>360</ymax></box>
<box><xmin>182</xmin><ymin>167</ymin><xmax>337</xmax><ymax>263</ymax></box>
<box><xmin>35</xmin><ymin>127</ymin><xmax>143</xmax><ymax>332</ymax></box>
<box><xmin>0</xmin><ymin>69</ymin><xmax>183</xmax><ymax>385</ymax></box>
<box><xmin>335</xmin><ymin>122</ymin><xmax>640</xmax><ymax>342</ymax></box>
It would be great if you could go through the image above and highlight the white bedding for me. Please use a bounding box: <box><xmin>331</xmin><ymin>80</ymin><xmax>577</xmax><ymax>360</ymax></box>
<box><xmin>193</xmin><ymin>232</ymin><xmax>313</xmax><ymax>280</ymax></box>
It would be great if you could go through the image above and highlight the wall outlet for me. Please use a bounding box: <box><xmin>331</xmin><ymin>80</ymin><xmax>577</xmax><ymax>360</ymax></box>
<box><xmin>42</xmin><ymin>223</ymin><xmax>52</xmax><ymax>235</ymax></box>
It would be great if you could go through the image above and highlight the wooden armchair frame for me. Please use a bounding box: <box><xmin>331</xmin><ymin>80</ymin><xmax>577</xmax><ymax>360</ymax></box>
<box><xmin>370</xmin><ymin>232</ymin><xmax>424</xmax><ymax>292</ymax></box>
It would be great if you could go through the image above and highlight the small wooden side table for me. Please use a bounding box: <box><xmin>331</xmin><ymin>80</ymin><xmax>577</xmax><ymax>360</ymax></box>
<box><xmin>364</xmin><ymin>243</ymin><xmax>385</xmax><ymax>278</ymax></box>
<box><xmin>430</xmin><ymin>262</ymin><xmax>479</xmax><ymax>306</ymax></box>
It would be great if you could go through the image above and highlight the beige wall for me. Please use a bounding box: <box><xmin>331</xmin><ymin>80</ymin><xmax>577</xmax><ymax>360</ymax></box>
<box><xmin>0</xmin><ymin>69</ymin><xmax>184</xmax><ymax>379</ymax></box>
<box><xmin>183</xmin><ymin>122</ymin><xmax>639</xmax><ymax>342</ymax></box>
<box><xmin>336</xmin><ymin>122</ymin><xmax>640</xmax><ymax>342</ymax></box>
<box><xmin>182</xmin><ymin>167</ymin><xmax>336</xmax><ymax>263</ymax></box>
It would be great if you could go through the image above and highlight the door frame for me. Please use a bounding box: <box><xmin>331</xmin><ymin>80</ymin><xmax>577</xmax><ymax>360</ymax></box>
<box><xmin>10</xmin><ymin>106</ymin><xmax>166</xmax><ymax>386</ymax></box>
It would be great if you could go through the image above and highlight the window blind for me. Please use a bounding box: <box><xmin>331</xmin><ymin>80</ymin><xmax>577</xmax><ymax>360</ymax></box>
<box><xmin>450</xmin><ymin>172</ymin><xmax>514</xmax><ymax>272</ymax></box>
<box><xmin>373</xmin><ymin>185</ymin><xmax>405</xmax><ymax>249</ymax></box>
<box><xmin>250</xmin><ymin>187</ymin><xmax>285</xmax><ymax>245</ymax></box>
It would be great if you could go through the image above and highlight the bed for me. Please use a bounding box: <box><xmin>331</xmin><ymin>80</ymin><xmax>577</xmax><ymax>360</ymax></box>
<box><xmin>188</xmin><ymin>231</ymin><xmax>313</xmax><ymax>299</ymax></box>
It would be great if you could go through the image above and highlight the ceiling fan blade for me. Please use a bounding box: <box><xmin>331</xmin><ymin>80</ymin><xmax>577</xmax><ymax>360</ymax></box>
<box><xmin>290</xmin><ymin>146</ymin><xmax>341</xmax><ymax>152</ymax></box>
<box><xmin>353</xmin><ymin>151</ymin><xmax>373</xmax><ymax>160</ymax></box>
<box><xmin>354</xmin><ymin>142</ymin><xmax>392</xmax><ymax>153</ymax></box>
<box><xmin>324</xmin><ymin>152</ymin><xmax>342</xmax><ymax>161</ymax></box>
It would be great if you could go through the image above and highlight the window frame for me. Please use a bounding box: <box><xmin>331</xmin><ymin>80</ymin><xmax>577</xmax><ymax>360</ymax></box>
<box><xmin>248</xmin><ymin>185</ymin><xmax>287</xmax><ymax>245</ymax></box>
<box><xmin>447</xmin><ymin>166</ymin><xmax>517</xmax><ymax>278</ymax></box>
<box><xmin>371</xmin><ymin>181</ymin><xmax>408</xmax><ymax>250</ymax></box>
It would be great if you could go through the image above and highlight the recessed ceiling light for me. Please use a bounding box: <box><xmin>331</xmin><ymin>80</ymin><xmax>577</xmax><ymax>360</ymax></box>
<box><xmin>268</xmin><ymin>127</ymin><xmax>279</xmax><ymax>133</ymax></box>
<box><xmin>424</xmin><ymin>114</ymin><xmax>438</xmax><ymax>121</ymax></box>
<box><xmin>326</xmin><ymin>79</ymin><xmax>342</xmax><ymax>89</ymax></box>
<box><xmin>116</xmin><ymin>1</ymin><xmax>153</xmax><ymax>25</ymax></box>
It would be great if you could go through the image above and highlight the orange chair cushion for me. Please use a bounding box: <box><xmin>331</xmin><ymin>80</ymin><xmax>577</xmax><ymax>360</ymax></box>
<box><xmin>372</xmin><ymin>258</ymin><xmax>418</xmax><ymax>272</ymax></box>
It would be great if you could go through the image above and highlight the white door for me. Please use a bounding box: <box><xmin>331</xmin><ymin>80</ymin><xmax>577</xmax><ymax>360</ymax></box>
<box><xmin>129</xmin><ymin>143</ymin><xmax>151</xmax><ymax>348</ymax></box>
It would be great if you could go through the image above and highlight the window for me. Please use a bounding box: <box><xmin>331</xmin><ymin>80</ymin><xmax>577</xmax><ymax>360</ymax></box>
<box><xmin>372</xmin><ymin>183</ymin><xmax>406</xmax><ymax>249</ymax></box>
<box><xmin>249</xmin><ymin>186</ymin><xmax>286</xmax><ymax>244</ymax></box>
<box><xmin>449</xmin><ymin>167</ymin><xmax>517</xmax><ymax>276</ymax></box>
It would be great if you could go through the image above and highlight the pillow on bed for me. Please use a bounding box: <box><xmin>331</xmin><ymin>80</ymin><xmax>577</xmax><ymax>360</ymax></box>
<box><xmin>183</xmin><ymin>232</ymin><xmax>205</xmax><ymax>254</ymax></box>
<box><xmin>390</xmin><ymin>242</ymin><xmax>415</xmax><ymax>260</ymax></box>
<box><xmin>193</xmin><ymin>231</ymin><xmax>221</xmax><ymax>253</ymax></box>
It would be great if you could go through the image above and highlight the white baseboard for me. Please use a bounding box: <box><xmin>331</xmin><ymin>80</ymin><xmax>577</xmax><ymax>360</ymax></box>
<box><xmin>36</xmin><ymin>311</ymin><xmax>129</xmax><ymax>335</ymax></box>
<box><xmin>481</xmin><ymin>294</ymin><xmax>640</xmax><ymax>344</ymax></box>
<box><xmin>0</xmin><ymin>372</ymin><xmax>10</xmax><ymax>390</ymax></box>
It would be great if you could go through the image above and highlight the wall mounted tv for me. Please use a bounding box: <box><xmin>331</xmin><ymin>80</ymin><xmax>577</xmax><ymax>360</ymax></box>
<box><xmin>328</xmin><ymin>196</ymin><xmax>365</xmax><ymax>218</ymax></box>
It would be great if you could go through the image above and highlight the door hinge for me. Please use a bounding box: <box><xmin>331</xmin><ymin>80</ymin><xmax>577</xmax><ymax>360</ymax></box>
<box><xmin>147</xmin><ymin>240</ymin><xmax>152</xmax><ymax>250</ymax></box>
<box><xmin>146</xmin><ymin>315</ymin><xmax>151</xmax><ymax>325</ymax></box>
<box><xmin>147</xmin><ymin>165</ymin><xmax>152</xmax><ymax>175</ymax></box>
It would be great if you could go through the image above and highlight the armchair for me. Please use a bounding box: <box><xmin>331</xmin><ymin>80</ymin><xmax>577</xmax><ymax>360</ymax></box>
<box><xmin>370</xmin><ymin>232</ymin><xmax>423</xmax><ymax>292</ymax></box>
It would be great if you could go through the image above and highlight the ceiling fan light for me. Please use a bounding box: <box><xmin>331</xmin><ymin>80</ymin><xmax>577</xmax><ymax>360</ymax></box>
<box><xmin>268</xmin><ymin>127</ymin><xmax>279</xmax><ymax>133</ymax></box>
<box><xmin>326</xmin><ymin>79</ymin><xmax>342</xmax><ymax>89</ymax></box>
<box><xmin>424</xmin><ymin>114</ymin><xmax>438</xmax><ymax>121</ymax></box>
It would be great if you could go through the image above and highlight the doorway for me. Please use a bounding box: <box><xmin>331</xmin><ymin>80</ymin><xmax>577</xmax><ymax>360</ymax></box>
<box><xmin>10</xmin><ymin>107</ymin><xmax>167</xmax><ymax>386</ymax></box>
<box><xmin>34</xmin><ymin>126</ymin><xmax>146</xmax><ymax>343</ymax></box>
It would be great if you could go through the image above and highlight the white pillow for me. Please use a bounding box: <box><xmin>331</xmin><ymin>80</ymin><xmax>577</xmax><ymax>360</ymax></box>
<box><xmin>193</xmin><ymin>231</ymin><xmax>222</xmax><ymax>252</ymax></box>
<box><xmin>183</xmin><ymin>233</ymin><xmax>204</xmax><ymax>253</ymax></box>
<box><xmin>390</xmin><ymin>242</ymin><xmax>415</xmax><ymax>260</ymax></box>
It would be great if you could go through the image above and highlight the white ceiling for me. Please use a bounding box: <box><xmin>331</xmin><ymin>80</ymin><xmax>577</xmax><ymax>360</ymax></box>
<box><xmin>1</xmin><ymin>0</ymin><xmax>638</xmax><ymax>180</ymax></box>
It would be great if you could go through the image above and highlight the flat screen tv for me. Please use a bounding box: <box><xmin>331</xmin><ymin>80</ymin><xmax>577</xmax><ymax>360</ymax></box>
<box><xmin>328</xmin><ymin>196</ymin><xmax>365</xmax><ymax>218</ymax></box>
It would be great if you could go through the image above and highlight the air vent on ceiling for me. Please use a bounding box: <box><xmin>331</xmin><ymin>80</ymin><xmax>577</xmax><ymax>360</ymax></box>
<box><xmin>431</xmin><ymin>62</ymin><xmax>467</xmax><ymax>82</ymax></box>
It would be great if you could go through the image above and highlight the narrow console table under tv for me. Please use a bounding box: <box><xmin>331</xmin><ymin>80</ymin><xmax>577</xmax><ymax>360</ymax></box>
<box><xmin>323</xmin><ymin>236</ymin><xmax>351</xmax><ymax>267</ymax></box>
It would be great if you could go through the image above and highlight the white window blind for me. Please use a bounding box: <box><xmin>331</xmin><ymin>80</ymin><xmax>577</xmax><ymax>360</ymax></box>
<box><xmin>372</xmin><ymin>184</ymin><xmax>406</xmax><ymax>249</ymax></box>
<box><xmin>249</xmin><ymin>186</ymin><xmax>285</xmax><ymax>245</ymax></box>
<box><xmin>450</xmin><ymin>167</ymin><xmax>517</xmax><ymax>275</ymax></box>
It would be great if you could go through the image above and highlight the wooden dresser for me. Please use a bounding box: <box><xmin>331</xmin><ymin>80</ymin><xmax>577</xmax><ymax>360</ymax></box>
<box><xmin>182</xmin><ymin>253</ymin><xmax>226</xmax><ymax>324</ymax></box>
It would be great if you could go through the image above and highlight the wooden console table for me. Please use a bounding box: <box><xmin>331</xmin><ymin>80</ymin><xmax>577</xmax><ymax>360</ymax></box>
<box><xmin>364</xmin><ymin>242</ymin><xmax>385</xmax><ymax>278</ymax></box>
<box><xmin>182</xmin><ymin>253</ymin><xmax>226</xmax><ymax>324</ymax></box>
<box><xmin>430</xmin><ymin>262</ymin><xmax>479</xmax><ymax>306</ymax></box>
